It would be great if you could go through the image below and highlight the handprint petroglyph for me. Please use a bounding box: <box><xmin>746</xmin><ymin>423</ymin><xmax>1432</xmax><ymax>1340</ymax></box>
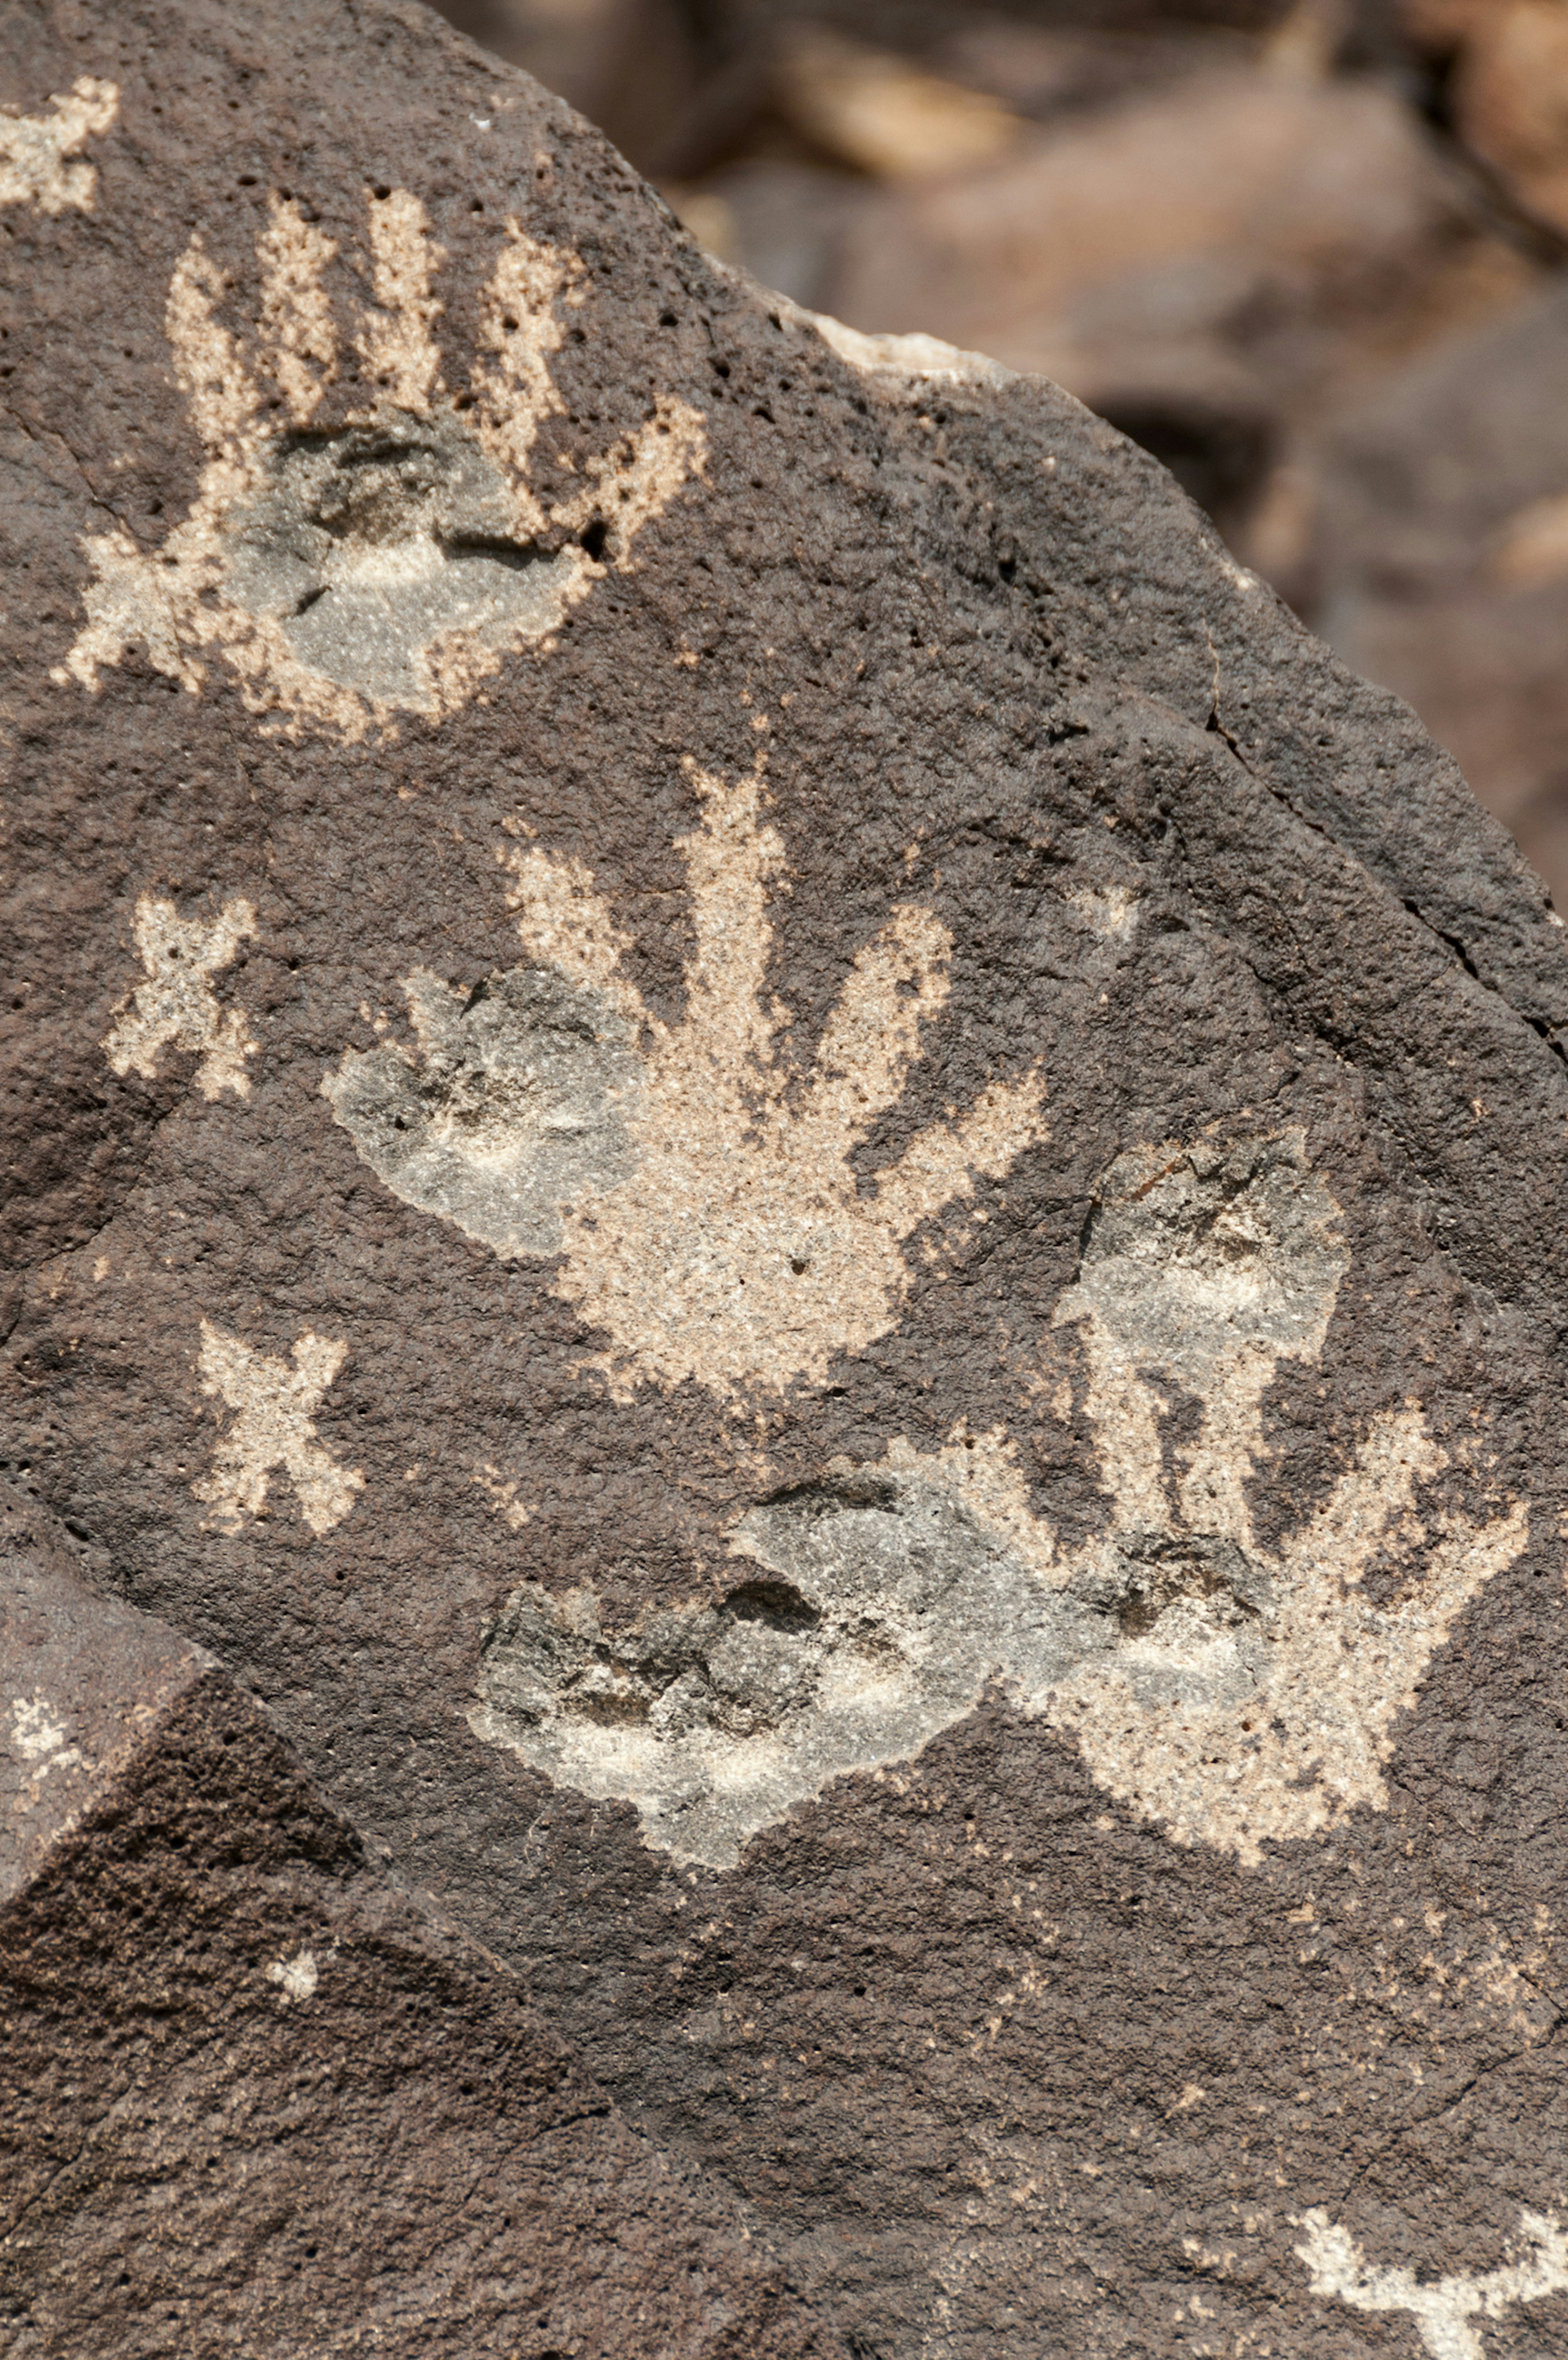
<box><xmin>323</xmin><ymin>962</ymin><xmax>642</xmax><ymax>1262</ymax></box>
<box><xmin>469</xmin><ymin>1133</ymin><xmax>1526</xmax><ymax>1870</ymax></box>
<box><xmin>1036</xmin><ymin>1134</ymin><xmax>1527</xmax><ymax>1862</ymax></box>
<box><xmin>1294</xmin><ymin>2205</ymin><xmax>1568</xmax><ymax>2359</ymax></box>
<box><xmin>470</xmin><ymin>1433</ymin><xmax>1095</xmax><ymax>1869</ymax></box>
<box><xmin>105</xmin><ymin>895</ymin><xmax>258</xmax><ymax>1100</ymax></box>
<box><xmin>325</xmin><ymin>756</ymin><xmax>1049</xmax><ymax>1397</ymax></box>
<box><xmin>55</xmin><ymin>187</ymin><xmax>705</xmax><ymax>737</ymax></box>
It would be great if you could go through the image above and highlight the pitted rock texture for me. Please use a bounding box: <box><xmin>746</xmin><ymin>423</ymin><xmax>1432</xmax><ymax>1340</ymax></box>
<box><xmin>223</xmin><ymin>411</ymin><xmax>573</xmax><ymax>704</ymax></box>
<box><xmin>0</xmin><ymin>1490</ymin><xmax>829</xmax><ymax>2360</ymax></box>
<box><xmin>6</xmin><ymin>0</ymin><xmax>1568</xmax><ymax>2353</ymax></box>
<box><xmin>470</xmin><ymin>1464</ymin><xmax>1107</xmax><ymax>1869</ymax></box>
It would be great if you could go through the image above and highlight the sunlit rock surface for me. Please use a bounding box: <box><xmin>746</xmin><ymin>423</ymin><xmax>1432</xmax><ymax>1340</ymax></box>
<box><xmin>5</xmin><ymin>1</ymin><xmax>1568</xmax><ymax>2353</ymax></box>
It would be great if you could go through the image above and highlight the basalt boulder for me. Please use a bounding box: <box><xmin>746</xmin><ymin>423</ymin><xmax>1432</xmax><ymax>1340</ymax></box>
<box><xmin>0</xmin><ymin>1483</ymin><xmax>825</xmax><ymax>2358</ymax></box>
<box><xmin>5</xmin><ymin>1</ymin><xmax>1568</xmax><ymax>2353</ymax></box>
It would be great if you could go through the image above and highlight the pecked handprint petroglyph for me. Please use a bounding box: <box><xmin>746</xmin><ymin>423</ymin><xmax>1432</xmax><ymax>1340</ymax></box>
<box><xmin>1294</xmin><ymin>2205</ymin><xmax>1568</xmax><ymax>2359</ymax></box>
<box><xmin>55</xmin><ymin>187</ymin><xmax>705</xmax><ymax>737</ymax></box>
<box><xmin>1033</xmin><ymin>1133</ymin><xmax>1528</xmax><ymax>1862</ymax></box>
<box><xmin>324</xmin><ymin>755</ymin><xmax>1049</xmax><ymax>1397</ymax></box>
<box><xmin>469</xmin><ymin>1132</ymin><xmax>1526</xmax><ymax>1869</ymax></box>
<box><xmin>470</xmin><ymin>1431</ymin><xmax>1092</xmax><ymax>1868</ymax></box>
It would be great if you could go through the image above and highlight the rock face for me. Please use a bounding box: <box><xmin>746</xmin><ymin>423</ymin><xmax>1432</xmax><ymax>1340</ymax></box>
<box><xmin>5</xmin><ymin>1</ymin><xmax>1568</xmax><ymax>2353</ymax></box>
<box><xmin>0</xmin><ymin>1486</ymin><xmax>823</xmax><ymax>2358</ymax></box>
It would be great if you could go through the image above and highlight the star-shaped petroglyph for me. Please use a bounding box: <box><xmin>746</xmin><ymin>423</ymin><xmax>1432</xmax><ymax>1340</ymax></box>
<box><xmin>1295</xmin><ymin>2205</ymin><xmax>1568</xmax><ymax>2359</ymax></box>
<box><xmin>104</xmin><ymin>895</ymin><xmax>258</xmax><ymax>1099</ymax></box>
<box><xmin>56</xmin><ymin>186</ymin><xmax>705</xmax><ymax>738</ymax></box>
<box><xmin>0</xmin><ymin>78</ymin><xmax>117</xmax><ymax>214</ymax></box>
<box><xmin>324</xmin><ymin>755</ymin><xmax>1049</xmax><ymax>1396</ymax></box>
<box><xmin>192</xmin><ymin>1320</ymin><xmax>363</xmax><ymax>1538</ymax></box>
<box><xmin>467</xmin><ymin>1132</ymin><xmax>1526</xmax><ymax>1871</ymax></box>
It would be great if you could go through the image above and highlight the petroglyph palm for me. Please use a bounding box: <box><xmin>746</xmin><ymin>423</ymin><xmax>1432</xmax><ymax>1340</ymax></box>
<box><xmin>468</xmin><ymin>1135</ymin><xmax>1528</xmax><ymax>1871</ymax></box>
<box><xmin>1039</xmin><ymin>1135</ymin><xmax>1528</xmax><ymax>1861</ymax></box>
<box><xmin>326</xmin><ymin>757</ymin><xmax>1047</xmax><ymax>1396</ymax></box>
<box><xmin>56</xmin><ymin>186</ymin><xmax>704</xmax><ymax>738</ymax></box>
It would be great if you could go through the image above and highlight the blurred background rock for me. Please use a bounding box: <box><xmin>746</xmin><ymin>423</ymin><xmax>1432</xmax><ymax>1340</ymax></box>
<box><xmin>434</xmin><ymin>0</ymin><xmax>1568</xmax><ymax>904</ymax></box>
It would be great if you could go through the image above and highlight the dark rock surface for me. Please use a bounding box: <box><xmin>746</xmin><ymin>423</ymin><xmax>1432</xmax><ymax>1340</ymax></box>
<box><xmin>4</xmin><ymin>0</ymin><xmax>1568</xmax><ymax>2352</ymax></box>
<box><xmin>0</xmin><ymin>1486</ymin><xmax>826</xmax><ymax>2357</ymax></box>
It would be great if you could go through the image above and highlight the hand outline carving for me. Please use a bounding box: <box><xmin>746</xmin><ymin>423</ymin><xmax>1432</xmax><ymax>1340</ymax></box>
<box><xmin>56</xmin><ymin>187</ymin><xmax>705</xmax><ymax>739</ymax></box>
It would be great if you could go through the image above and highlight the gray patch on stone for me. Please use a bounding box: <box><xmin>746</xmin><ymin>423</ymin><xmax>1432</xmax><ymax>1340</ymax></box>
<box><xmin>1057</xmin><ymin>1130</ymin><xmax>1348</xmax><ymax>1388</ymax></box>
<box><xmin>1073</xmin><ymin>1527</ymin><xmax>1273</xmax><ymax>1712</ymax></box>
<box><xmin>470</xmin><ymin>1465</ymin><xmax>1123</xmax><ymax>1869</ymax></box>
<box><xmin>322</xmin><ymin>964</ymin><xmax>641</xmax><ymax>1259</ymax></box>
<box><xmin>224</xmin><ymin>411</ymin><xmax>579</xmax><ymax>702</ymax></box>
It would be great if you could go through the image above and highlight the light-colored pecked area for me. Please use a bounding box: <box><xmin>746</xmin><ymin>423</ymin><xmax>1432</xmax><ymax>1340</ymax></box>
<box><xmin>55</xmin><ymin>188</ymin><xmax>705</xmax><ymax>738</ymax></box>
<box><xmin>470</xmin><ymin>1134</ymin><xmax>1526</xmax><ymax>1868</ymax></box>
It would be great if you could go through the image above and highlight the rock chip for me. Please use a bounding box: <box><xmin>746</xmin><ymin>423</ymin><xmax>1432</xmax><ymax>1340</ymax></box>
<box><xmin>5</xmin><ymin>0</ymin><xmax>1568</xmax><ymax>2352</ymax></box>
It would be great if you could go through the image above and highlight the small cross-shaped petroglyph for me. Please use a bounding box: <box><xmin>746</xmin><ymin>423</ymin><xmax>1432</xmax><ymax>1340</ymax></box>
<box><xmin>104</xmin><ymin>895</ymin><xmax>258</xmax><ymax>1099</ymax></box>
<box><xmin>56</xmin><ymin>185</ymin><xmax>705</xmax><ymax>737</ymax></box>
<box><xmin>1295</xmin><ymin>2206</ymin><xmax>1568</xmax><ymax>2358</ymax></box>
<box><xmin>0</xmin><ymin>78</ymin><xmax>117</xmax><ymax>214</ymax></box>
<box><xmin>192</xmin><ymin>1319</ymin><xmax>363</xmax><ymax>1538</ymax></box>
